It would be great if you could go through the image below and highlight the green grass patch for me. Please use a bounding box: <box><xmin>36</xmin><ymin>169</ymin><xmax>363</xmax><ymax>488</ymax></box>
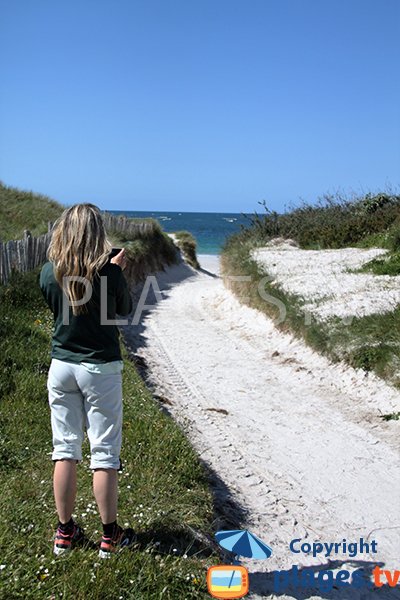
<box><xmin>0</xmin><ymin>269</ymin><xmax>218</xmax><ymax>599</ymax></box>
<box><xmin>380</xmin><ymin>412</ymin><xmax>400</xmax><ymax>421</ymax></box>
<box><xmin>0</xmin><ymin>182</ymin><xmax>64</xmax><ymax>241</ymax></box>
<box><xmin>356</xmin><ymin>252</ymin><xmax>400</xmax><ymax>276</ymax></box>
<box><xmin>221</xmin><ymin>239</ymin><xmax>400</xmax><ymax>391</ymax></box>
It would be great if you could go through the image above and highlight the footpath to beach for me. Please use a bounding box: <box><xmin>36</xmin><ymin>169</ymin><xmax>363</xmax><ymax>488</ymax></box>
<box><xmin>122</xmin><ymin>254</ymin><xmax>400</xmax><ymax>600</ymax></box>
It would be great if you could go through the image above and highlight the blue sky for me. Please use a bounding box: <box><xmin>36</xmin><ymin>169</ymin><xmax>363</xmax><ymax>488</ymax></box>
<box><xmin>0</xmin><ymin>0</ymin><xmax>399</xmax><ymax>213</ymax></box>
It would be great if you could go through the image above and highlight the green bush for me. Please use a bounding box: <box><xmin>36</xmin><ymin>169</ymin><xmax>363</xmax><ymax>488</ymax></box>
<box><xmin>227</xmin><ymin>191</ymin><xmax>400</xmax><ymax>251</ymax></box>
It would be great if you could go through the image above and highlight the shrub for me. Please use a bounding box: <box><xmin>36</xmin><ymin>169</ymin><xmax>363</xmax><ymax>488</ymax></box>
<box><xmin>227</xmin><ymin>191</ymin><xmax>400</xmax><ymax>251</ymax></box>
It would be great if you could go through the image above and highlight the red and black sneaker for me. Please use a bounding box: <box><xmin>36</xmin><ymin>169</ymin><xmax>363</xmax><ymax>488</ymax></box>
<box><xmin>53</xmin><ymin>522</ymin><xmax>85</xmax><ymax>556</ymax></box>
<box><xmin>99</xmin><ymin>525</ymin><xmax>136</xmax><ymax>559</ymax></box>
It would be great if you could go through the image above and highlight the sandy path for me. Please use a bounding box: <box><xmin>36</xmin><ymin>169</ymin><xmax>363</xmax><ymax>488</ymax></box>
<box><xmin>121</xmin><ymin>255</ymin><xmax>400</xmax><ymax>599</ymax></box>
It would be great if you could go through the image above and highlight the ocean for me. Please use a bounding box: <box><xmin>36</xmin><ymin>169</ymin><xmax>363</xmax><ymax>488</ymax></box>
<box><xmin>108</xmin><ymin>210</ymin><xmax>252</xmax><ymax>254</ymax></box>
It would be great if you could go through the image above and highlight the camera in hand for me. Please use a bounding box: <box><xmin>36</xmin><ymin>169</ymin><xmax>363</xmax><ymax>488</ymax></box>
<box><xmin>109</xmin><ymin>248</ymin><xmax>123</xmax><ymax>259</ymax></box>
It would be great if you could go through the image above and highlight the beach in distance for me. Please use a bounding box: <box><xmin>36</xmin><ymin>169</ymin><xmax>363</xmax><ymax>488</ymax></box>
<box><xmin>109</xmin><ymin>210</ymin><xmax>251</xmax><ymax>254</ymax></box>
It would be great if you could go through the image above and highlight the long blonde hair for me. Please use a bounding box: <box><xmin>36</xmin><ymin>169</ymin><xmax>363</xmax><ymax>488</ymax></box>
<box><xmin>48</xmin><ymin>203</ymin><xmax>112</xmax><ymax>315</ymax></box>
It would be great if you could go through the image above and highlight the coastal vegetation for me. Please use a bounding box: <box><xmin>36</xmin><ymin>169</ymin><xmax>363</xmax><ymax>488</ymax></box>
<box><xmin>105</xmin><ymin>214</ymin><xmax>180</xmax><ymax>284</ymax></box>
<box><xmin>0</xmin><ymin>182</ymin><xmax>63</xmax><ymax>241</ymax></box>
<box><xmin>173</xmin><ymin>231</ymin><xmax>200</xmax><ymax>269</ymax></box>
<box><xmin>234</xmin><ymin>191</ymin><xmax>400</xmax><ymax>251</ymax></box>
<box><xmin>0</xmin><ymin>268</ymin><xmax>217</xmax><ymax>599</ymax></box>
<box><xmin>0</xmin><ymin>185</ymin><xmax>199</xmax><ymax>286</ymax></box>
<box><xmin>221</xmin><ymin>191</ymin><xmax>400</xmax><ymax>402</ymax></box>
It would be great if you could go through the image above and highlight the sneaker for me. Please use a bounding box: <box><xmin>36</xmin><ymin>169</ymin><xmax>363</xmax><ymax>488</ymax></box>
<box><xmin>53</xmin><ymin>522</ymin><xmax>85</xmax><ymax>556</ymax></box>
<box><xmin>99</xmin><ymin>525</ymin><xmax>136</xmax><ymax>559</ymax></box>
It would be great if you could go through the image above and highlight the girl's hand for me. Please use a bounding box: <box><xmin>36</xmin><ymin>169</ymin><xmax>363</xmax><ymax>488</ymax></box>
<box><xmin>110</xmin><ymin>248</ymin><xmax>128</xmax><ymax>270</ymax></box>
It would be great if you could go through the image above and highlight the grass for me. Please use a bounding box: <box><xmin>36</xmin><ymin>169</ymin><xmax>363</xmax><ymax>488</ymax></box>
<box><xmin>355</xmin><ymin>222</ymin><xmax>400</xmax><ymax>276</ymax></box>
<box><xmin>236</xmin><ymin>191</ymin><xmax>400</xmax><ymax>250</ymax></box>
<box><xmin>173</xmin><ymin>232</ymin><xmax>200</xmax><ymax>269</ymax></box>
<box><xmin>0</xmin><ymin>182</ymin><xmax>64</xmax><ymax>241</ymax></box>
<box><xmin>108</xmin><ymin>227</ymin><xmax>179</xmax><ymax>285</ymax></box>
<box><xmin>221</xmin><ymin>212</ymin><xmax>400</xmax><ymax>399</ymax></box>
<box><xmin>356</xmin><ymin>252</ymin><xmax>400</xmax><ymax>276</ymax></box>
<box><xmin>0</xmin><ymin>269</ymin><xmax>219</xmax><ymax>599</ymax></box>
<box><xmin>0</xmin><ymin>183</ymin><xmax>184</xmax><ymax>287</ymax></box>
<box><xmin>0</xmin><ymin>183</ymin><xmax>185</xmax><ymax>293</ymax></box>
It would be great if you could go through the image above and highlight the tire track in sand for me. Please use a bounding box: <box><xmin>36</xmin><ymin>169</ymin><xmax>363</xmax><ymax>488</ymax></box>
<box><xmin>122</xmin><ymin>256</ymin><xmax>400</xmax><ymax>599</ymax></box>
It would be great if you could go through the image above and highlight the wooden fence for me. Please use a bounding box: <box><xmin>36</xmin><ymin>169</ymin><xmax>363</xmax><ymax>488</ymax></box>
<box><xmin>0</xmin><ymin>212</ymin><xmax>161</xmax><ymax>285</ymax></box>
<box><xmin>0</xmin><ymin>226</ymin><xmax>53</xmax><ymax>285</ymax></box>
<box><xmin>102</xmin><ymin>212</ymin><xmax>159</xmax><ymax>237</ymax></box>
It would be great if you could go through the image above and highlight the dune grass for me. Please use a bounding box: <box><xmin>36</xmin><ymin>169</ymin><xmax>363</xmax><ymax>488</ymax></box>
<box><xmin>0</xmin><ymin>183</ymin><xmax>181</xmax><ymax>287</ymax></box>
<box><xmin>108</xmin><ymin>227</ymin><xmax>179</xmax><ymax>285</ymax></box>
<box><xmin>236</xmin><ymin>191</ymin><xmax>400</xmax><ymax>250</ymax></box>
<box><xmin>221</xmin><ymin>193</ymin><xmax>400</xmax><ymax>409</ymax></box>
<box><xmin>0</xmin><ymin>182</ymin><xmax>64</xmax><ymax>241</ymax></box>
<box><xmin>173</xmin><ymin>231</ymin><xmax>200</xmax><ymax>269</ymax></box>
<box><xmin>0</xmin><ymin>269</ymin><xmax>218</xmax><ymax>599</ymax></box>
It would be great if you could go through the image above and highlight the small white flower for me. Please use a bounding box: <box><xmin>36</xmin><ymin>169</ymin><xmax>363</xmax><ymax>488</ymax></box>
<box><xmin>0</xmin><ymin>565</ymin><xmax>6</xmax><ymax>570</ymax></box>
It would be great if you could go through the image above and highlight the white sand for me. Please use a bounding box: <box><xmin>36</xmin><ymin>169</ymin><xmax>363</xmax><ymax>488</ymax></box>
<box><xmin>252</xmin><ymin>246</ymin><xmax>400</xmax><ymax>321</ymax></box>
<box><xmin>121</xmin><ymin>253</ymin><xmax>400</xmax><ymax>600</ymax></box>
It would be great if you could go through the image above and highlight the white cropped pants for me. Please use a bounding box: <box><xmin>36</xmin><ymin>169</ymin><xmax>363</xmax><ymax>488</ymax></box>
<box><xmin>47</xmin><ymin>358</ymin><xmax>123</xmax><ymax>470</ymax></box>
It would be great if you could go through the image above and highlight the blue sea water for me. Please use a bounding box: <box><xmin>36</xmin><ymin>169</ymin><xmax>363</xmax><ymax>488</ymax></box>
<box><xmin>108</xmin><ymin>210</ymin><xmax>252</xmax><ymax>255</ymax></box>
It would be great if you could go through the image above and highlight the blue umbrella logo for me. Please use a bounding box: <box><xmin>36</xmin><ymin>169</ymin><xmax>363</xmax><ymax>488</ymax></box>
<box><xmin>215</xmin><ymin>530</ymin><xmax>272</xmax><ymax>560</ymax></box>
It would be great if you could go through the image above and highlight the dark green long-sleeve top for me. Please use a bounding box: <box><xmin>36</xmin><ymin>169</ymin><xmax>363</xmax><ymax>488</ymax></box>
<box><xmin>39</xmin><ymin>260</ymin><xmax>133</xmax><ymax>364</ymax></box>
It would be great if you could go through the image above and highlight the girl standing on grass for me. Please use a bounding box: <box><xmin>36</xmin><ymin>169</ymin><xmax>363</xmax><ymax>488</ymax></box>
<box><xmin>39</xmin><ymin>203</ymin><xmax>136</xmax><ymax>558</ymax></box>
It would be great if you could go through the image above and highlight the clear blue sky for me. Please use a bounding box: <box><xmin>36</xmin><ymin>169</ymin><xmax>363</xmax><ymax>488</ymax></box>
<box><xmin>0</xmin><ymin>0</ymin><xmax>399</xmax><ymax>213</ymax></box>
